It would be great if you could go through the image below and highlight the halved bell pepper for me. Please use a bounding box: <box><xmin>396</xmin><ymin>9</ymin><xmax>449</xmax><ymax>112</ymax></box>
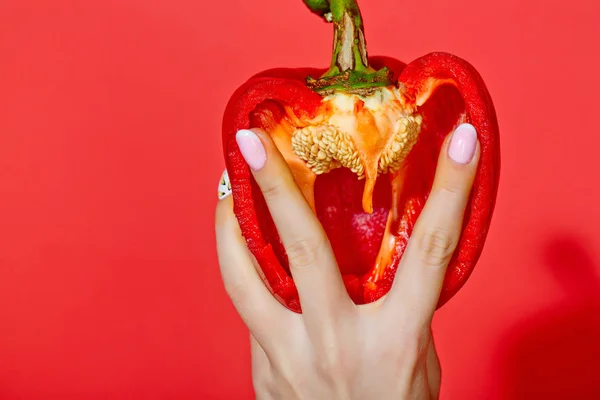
<box><xmin>222</xmin><ymin>0</ymin><xmax>500</xmax><ymax>312</ymax></box>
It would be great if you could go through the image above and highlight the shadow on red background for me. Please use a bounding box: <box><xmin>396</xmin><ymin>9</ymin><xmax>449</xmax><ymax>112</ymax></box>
<box><xmin>497</xmin><ymin>236</ymin><xmax>600</xmax><ymax>398</ymax></box>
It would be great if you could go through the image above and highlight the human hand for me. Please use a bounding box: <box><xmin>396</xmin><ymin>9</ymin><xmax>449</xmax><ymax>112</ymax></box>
<box><xmin>215</xmin><ymin>123</ymin><xmax>480</xmax><ymax>399</ymax></box>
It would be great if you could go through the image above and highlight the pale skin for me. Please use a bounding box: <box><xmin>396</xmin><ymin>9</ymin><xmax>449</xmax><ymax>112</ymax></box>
<box><xmin>215</xmin><ymin>124</ymin><xmax>480</xmax><ymax>399</ymax></box>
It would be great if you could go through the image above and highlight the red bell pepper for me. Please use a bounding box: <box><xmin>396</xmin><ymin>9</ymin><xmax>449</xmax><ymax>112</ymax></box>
<box><xmin>222</xmin><ymin>0</ymin><xmax>500</xmax><ymax>313</ymax></box>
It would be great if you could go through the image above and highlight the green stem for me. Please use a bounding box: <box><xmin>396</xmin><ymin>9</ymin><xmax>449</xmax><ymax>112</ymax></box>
<box><xmin>304</xmin><ymin>0</ymin><xmax>393</xmax><ymax>95</ymax></box>
<box><xmin>326</xmin><ymin>0</ymin><xmax>371</xmax><ymax>75</ymax></box>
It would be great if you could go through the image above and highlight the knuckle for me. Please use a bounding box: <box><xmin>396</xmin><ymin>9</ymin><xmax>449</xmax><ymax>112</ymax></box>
<box><xmin>319</xmin><ymin>331</ymin><xmax>341</xmax><ymax>364</ymax></box>
<box><xmin>313</xmin><ymin>327</ymin><xmax>357</xmax><ymax>389</ymax></box>
<box><xmin>438</xmin><ymin>186</ymin><xmax>463</xmax><ymax>201</ymax></box>
<box><xmin>417</xmin><ymin>228</ymin><xmax>458</xmax><ymax>267</ymax></box>
<box><xmin>285</xmin><ymin>235</ymin><xmax>327</xmax><ymax>269</ymax></box>
<box><xmin>259</xmin><ymin>167</ymin><xmax>296</xmax><ymax>202</ymax></box>
<box><xmin>316</xmin><ymin>346</ymin><xmax>346</xmax><ymax>386</ymax></box>
<box><xmin>260</xmin><ymin>177</ymin><xmax>286</xmax><ymax>200</ymax></box>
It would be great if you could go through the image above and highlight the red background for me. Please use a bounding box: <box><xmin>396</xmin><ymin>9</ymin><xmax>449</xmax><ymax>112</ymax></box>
<box><xmin>1</xmin><ymin>0</ymin><xmax>599</xmax><ymax>398</ymax></box>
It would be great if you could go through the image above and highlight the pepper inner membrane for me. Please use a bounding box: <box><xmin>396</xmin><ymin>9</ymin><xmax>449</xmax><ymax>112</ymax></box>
<box><xmin>248</xmin><ymin>84</ymin><xmax>465</xmax><ymax>303</ymax></box>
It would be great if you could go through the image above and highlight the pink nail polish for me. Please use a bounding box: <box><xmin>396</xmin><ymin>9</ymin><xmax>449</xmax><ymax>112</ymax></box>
<box><xmin>236</xmin><ymin>129</ymin><xmax>267</xmax><ymax>171</ymax></box>
<box><xmin>448</xmin><ymin>123</ymin><xmax>478</xmax><ymax>164</ymax></box>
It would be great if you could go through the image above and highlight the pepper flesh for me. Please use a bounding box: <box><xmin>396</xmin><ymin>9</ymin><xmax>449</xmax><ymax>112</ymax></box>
<box><xmin>222</xmin><ymin>2</ymin><xmax>500</xmax><ymax>313</ymax></box>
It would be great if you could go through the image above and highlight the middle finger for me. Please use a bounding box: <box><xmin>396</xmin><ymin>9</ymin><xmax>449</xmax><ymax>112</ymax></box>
<box><xmin>385</xmin><ymin>124</ymin><xmax>480</xmax><ymax>327</ymax></box>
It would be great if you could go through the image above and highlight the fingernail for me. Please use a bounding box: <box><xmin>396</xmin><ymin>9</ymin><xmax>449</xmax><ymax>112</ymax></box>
<box><xmin>236</xmin><ymin>129</ymin><xmax>267</xmax><ymax>171</ymax></box>
<box><xmin>217</xmin><ymin>169</ymin><xmax>232</xmax><ymax>200</ymax></box>
<box><xmin>448</xmin><ymin>123</ymin><xmax>478</xmax><ymax>164</ymax></box>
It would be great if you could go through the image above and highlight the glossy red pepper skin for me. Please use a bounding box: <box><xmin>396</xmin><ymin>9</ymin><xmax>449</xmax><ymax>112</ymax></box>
<box><xmin>222</xmin><ymin>53</ymin><xmax>500</xmax><ymax>313</ymax></box>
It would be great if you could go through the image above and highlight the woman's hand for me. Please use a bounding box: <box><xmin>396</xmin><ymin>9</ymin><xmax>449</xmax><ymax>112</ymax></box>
<box><xmin>215</xmin><ymin>123</ymin><xmax>480</xmax><ymax>399</ymax></box>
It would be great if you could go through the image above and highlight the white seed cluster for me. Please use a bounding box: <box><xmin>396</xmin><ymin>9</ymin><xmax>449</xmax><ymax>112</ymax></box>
<box><xmin>291</xmin><ymin>124</ymin><xmax>364</xmax><ymax>177</ymax></box>
<box><xmin>291</xmin><ymin>114</ymin><xmax>422</xmax><ymax>178</ymax></box>
<box><xmin>378</xmin><ymin>114</ymin><xmax>422</xmax><ymax>174</ymax></box>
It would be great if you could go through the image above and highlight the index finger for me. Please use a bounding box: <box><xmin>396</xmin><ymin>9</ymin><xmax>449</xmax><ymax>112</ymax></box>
<box><xmin>234</xmin><ymin>128</ymin><xmax>354</xmax><ymax>322</ymax></box>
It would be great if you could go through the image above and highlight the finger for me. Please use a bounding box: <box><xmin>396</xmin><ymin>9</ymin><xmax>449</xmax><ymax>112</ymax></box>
<box><xmin>234</xmin><ymin>128</ymin><xmax>353</xmax><ymax>320</ymax></box>
<box><xmin>385</xmin><ymin>123</ymin><xmax>480</xmax><ymax>326</ymax></box>
<box><xmin>215</xmin><ymin>185</ymin><xmax>296</xmax><ymax>349</ymax></box>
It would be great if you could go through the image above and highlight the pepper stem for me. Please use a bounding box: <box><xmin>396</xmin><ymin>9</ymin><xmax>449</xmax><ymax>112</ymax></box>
<box><xmin>304</xmin><ymin>0</ymin><xmax>393</xmax><ymax>95</ymax></box>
